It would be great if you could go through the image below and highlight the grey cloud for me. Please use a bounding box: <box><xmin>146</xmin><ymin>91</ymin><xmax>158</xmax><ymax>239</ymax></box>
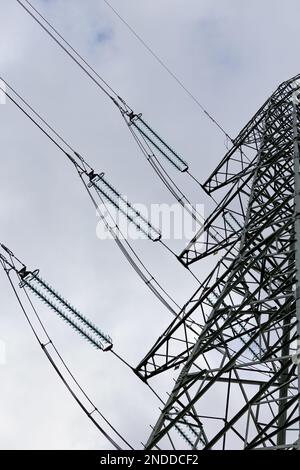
<box><xmin>0</xmin><ymin>0</ymin><xmax>299</xmax><ymax>449</ymax></box>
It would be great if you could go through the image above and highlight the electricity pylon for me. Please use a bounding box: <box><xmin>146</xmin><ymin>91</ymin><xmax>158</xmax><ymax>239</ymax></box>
<box><xmin>136</xmin><ymin>75</ymin><xmax>300</xmax><ymax>450</ymax></box>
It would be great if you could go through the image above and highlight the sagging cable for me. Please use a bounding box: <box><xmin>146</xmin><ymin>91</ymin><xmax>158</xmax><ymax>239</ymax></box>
<box><xmin>0</xmin><ymin>80</ymin><xmax>160</xmax><ymax>243</ymax></box>
<box><xmin>16</xmin><ymin>0</ymin><xmax>200</xmax><ymax>179</ymax></box>
<box><xmin>0</xmin><ymin>252</ymin><xmax>132</xmax><ymax>450</ymax></box>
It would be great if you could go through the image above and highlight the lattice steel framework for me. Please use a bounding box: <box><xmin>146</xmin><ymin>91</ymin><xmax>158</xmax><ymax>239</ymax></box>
<box><xmin>136</xmin><ymin>75</ymin><xmax>300</xmax><ymax>450</ymax></box>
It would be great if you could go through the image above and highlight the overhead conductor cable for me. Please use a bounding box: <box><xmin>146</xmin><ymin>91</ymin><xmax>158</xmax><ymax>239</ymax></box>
<box><xmin>0</xmin><ymin>245</ymin><xmax>131</xmax><ymax>450</ymax></box>
<box><xmin>0</xmin><ymin>78</ymin><xmax>185</xmax><ymax>319</ymax></box>
<box><xmin>0</xmin><ymin>244</ymin><xmax>197</xmax><ymax>449</ymax></box>
<box><xmin>16</xmin><ymin>0</ymin><xmax>217</xmax><ymax>225</ymax></box>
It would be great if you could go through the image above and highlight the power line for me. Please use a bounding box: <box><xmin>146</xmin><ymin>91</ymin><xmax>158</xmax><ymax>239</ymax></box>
<box><xmin>0</xmin><ymin>246</ymin><xmax>171</xmax><ymax>448</ymax></box>
<box><xmin>0</xmin><ymin>76</ymin><xmax>74</xmax><ymax>151</ymax></box>
<box><xmin>15</xmin><ymin>0</ymin><xmax>228</xmax><ymax>225</ymax></box>
<box><xmin>102</xmin><ymin>0</ymin><xmax>233</xmax><ymax>142</ymax></box>
<box><xmin>18</xmin><ymin>0</ymin><xmax>231</xmax><ymax>143</ymax></box>
<box><xmin>0</xmin><ymin>79</ymin><xmax>184</xmax><ymax>318</ymax></box>
<box><xmin>16</xmin><ymin>0</ymin><xmax>123</xmax><ymax>106</ymax></box>
<box><xmin>0</xmin><ymin>256</ymin><xmax>130</xmax><ymax>450</ymax></box>
<box><xmin>16</xmin><ymin>0</ymin><xmax>232</xmax><ymax>169</ymax></box>
<box><xmin>16</xmin><ymin>0</ymin><xmax>132</xmax><ymax>111</ymax></box>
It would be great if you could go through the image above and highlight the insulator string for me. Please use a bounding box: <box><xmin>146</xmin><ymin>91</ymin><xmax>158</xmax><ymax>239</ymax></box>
<box><xmin>15</xmin><ymin>0</ymin><xmax>226</xmax><ymax>205</ymax></box>
<box><xmin>76</xmin><ymin>168</ymin><xmax>182</xmax><ymax>316</ymax></box>
<box><xmin>0</xmin><ymin>253</ymin><xmax>176</xmax><ymax>449</ymax></box>
<box><xmin>19</xmin><ymin>270</ymin><xmax>113</xmax><ymax>351</ymax></box>
<box><xmin>0</xmin><ymin>262</ymin><xmax>130</xmax><ymax>450</ymax></box>
<box><xmin>0</xmin><ymin>81</ymin><xmax>184</xmax><ymax>311</ymax></box>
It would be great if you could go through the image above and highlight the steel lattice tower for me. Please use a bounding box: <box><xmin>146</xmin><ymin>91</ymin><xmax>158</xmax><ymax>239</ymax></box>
<box><xmin>135</xmin><ymin>75</ymin><xmax>300</xmax><ymax>450</ymax></box>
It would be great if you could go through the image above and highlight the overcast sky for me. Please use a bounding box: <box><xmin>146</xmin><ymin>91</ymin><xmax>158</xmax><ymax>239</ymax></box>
<box><xmin>1</xmin><ymin>0</ymin><xmax>300</xmax><ymax>450</ymax></box>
